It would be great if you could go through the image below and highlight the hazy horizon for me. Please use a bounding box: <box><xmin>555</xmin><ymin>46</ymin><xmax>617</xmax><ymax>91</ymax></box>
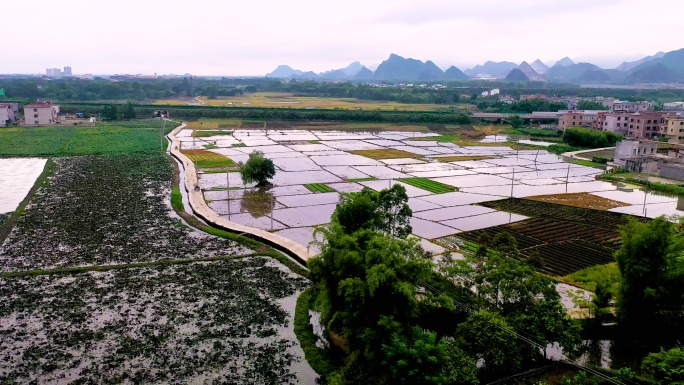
<box><xmin>2</xmin><ymin>0</ymin><xmax>682</xmax><ymax>76</ymax></box>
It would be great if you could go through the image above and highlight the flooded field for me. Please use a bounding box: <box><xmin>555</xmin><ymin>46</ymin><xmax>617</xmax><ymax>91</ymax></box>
<box><xmin>187</xmin><ymin>128</ymin><xmax>682</xmax><ymax>253</ymax></box>
<box><xmin>0</xmin><ymin>158</ymin><xmax>47</xmax><ymax>214</ymax></box>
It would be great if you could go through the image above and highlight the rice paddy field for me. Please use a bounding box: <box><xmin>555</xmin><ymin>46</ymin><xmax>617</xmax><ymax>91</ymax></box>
<box><xmin>183</xmin><ymin>127</ymin><xmax>683</xmax><ymax>263</ymax></box>
<box><xmin>154</xmin><ymin>92</ymin><xmax>468</xmax><ymax>112</ymax></box>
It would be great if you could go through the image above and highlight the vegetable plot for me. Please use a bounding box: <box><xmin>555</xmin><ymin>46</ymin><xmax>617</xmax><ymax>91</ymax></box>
<box><xmin>398</xmin><ymin>178</ymin><xmax>457</xmax><ymax>194</ymax></box>
<box><xmin>304</xmin><ymin>184</ymin><xmax>335</xmax><ymax>193</ymax></box>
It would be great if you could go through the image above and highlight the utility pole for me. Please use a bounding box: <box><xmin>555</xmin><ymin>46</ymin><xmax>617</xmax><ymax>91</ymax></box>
<box><xmin>565</xmin><ymin>164</ymin><xmax>571</xmax><ymax>193</ymax></box>
<box><xmin>510</xmin><ymin>169</ymin><xmax>515</xmax><ymax>198</ymax></box>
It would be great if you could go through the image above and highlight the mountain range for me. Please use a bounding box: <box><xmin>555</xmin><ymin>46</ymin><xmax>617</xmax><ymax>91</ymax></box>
<box><xmin>265</xmin><ymin>48</ymin><xmax>684</xmax><ymax>84</ymax></box>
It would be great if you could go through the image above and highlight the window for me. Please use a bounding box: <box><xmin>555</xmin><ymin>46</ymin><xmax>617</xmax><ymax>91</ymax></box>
<box><xmin>33</xmin><ymin>109</ymin><xmax>37</xmax><ymax>112</ymax></box>
<box><xmin>633</xmin><ymin>149</ymin><xmax>637</xmax><ymax>155</ymax></box>
<box><xmin>33</xmin><ymin>114</ymin><xmax>38</xmax><ymax>118</ymax></box>
<box><xmin>34</xmin><ymin>120</ymin><xmax>38</xmax><ymax>124</ymax></box>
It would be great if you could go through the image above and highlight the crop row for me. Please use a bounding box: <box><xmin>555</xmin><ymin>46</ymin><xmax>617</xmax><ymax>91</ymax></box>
<box><xmin>398</xmin><ymin>178</ymin><xmax>457</xmax><ymax>194</ymax></box>
<box><xmin>305</xmin><ymin>183</ymin><xmax>335</xmax><ymax>193</ymax></box>
<box><xmin>521</xmin><ymin>240</ymin><xmax>616</xmax><ymax>276</ymax></box>
<box><xmin>480</xmin><ymin>198</ymin><xmax>642</xmax><ymax>227</ymax></box>
<box><xmin>507</xmin><ymin>218</ymin><xmax>620</xmax><ymax>247</ymax></box>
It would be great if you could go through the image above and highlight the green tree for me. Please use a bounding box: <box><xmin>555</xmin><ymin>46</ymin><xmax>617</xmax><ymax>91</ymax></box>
<box><xmin>560</xmin><ymin>371</ymin><xmax>600</xmax><ymax>385</ymax></box>
<box><xmin>101</xmin><ymin>103</ymin><xmax>118</xmax><ymax>121</ymax></box>
<box><xmin>121</xmin><ymin>101</ymin><xmax>136</xmax><ymax>120</ymax></box>
<box><xmin>576</xmin><ymin>100</ymin><xmax>609</xmax><ymax>111</ymax></box>
<box><xmin>238</xmin><ymin>150</ymin><xmax>276</xmax><ymax>187</ymax></box>
<box><xmin>509</xmin><ymin>115</ymin><xmax>524</xmax><ymax>129</ymax></box>
<box><xmin>383</xmin><ymin>327</ymin><xmax>478</xmax><ymax>385</ymax></box>
<box><xmin>308</xmin><ymin>228</ymin><xmax>433</xmax><ymax>381</ymax></box>
<box><xmin>615</xmin><ymin>217</ymin><xmax>674</xmax><ymax>331</ymax></box>
<box><xmin>641</xmin><ymin>347</ymin><xmax>684</xmax><ymax>385</ymax></box>
<box><xmin>334</xmin><ymin>185</ymin><xmax>412</xmax><ymax>238</ymax></box>
<box><xmin>205</xmin><ymin>86</ymin><xmax>219</xmax><ymax>99</ymax></box>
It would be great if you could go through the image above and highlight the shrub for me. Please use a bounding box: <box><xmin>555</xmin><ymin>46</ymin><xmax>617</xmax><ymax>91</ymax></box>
<box><xmin>562</xmin><ymin>127</ymin><xmax>622</xmax><ymax>148</ymax></box>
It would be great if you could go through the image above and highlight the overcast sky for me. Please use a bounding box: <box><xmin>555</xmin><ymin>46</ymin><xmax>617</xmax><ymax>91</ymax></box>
<box><xmin>3</xmin><ymin>0</ymin><xmax>682</xmax><ymax>76</ymax></box>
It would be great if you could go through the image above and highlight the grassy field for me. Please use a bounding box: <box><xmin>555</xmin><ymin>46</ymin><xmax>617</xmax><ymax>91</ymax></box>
<box><xmin>351</xmin><ymin>149</ymin><xmax>419</xmax><ymax>159</ymax></box>
<box><xmin>0</xmin><ymin>120</ymin><xmax>175</xmax><ymax>156</ymax></box>
<box><xmin>563</xmin><ymin>263</ymin><xmax>621</xmax><ymax>294</ymax></box>
<box><xmin>398</xmin><ymin>178</ymin><xmax>457</xmax><ymax>193</ymax></box>
<box><xmin>305</xmin><ymin>183</ymin><xmax>335</xmax><ymax>193</ymax></box>
<box><xmin>192</xmin><ymin>130</ymin><xmax>234</xmax><ymax>137</ymax></box>
<box><xmin>181</xmin><ymin>149</ymin><xmax>236</xmax><ymax>168</ymax></box>
<box><xmin>154</xmin><ymin>92</ymin><xmax>468</xmax><ymax>112</ymax></box>
<box><xmin>570</xmin><ymin>160</ymin><xmax>608</xmax><ymax>169</ymax></box>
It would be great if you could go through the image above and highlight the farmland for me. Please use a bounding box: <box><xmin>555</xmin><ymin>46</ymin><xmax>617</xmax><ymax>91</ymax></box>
<box><xmin>186</xmin><ymin>118</ymin><xmax>433</xmax><ymax>132</ymax></box>
<box><xmin>153</xmin><ymin>92</ymin><xmax>467</xmax><ymax>112</ymax></box>
<box><xmin>398</xmin><ymin>178</ymin><xmax>457</xmax><ymax>193</ymax></box>
<box><xmin>351</xmin><ymin>149</ymin><xmax>419</xmax><ymax>159</ymax></box>
<box><xmin>453</xmin><ymin>198</ymin><xmax>644</xmax><ymax>276</ymax></box>
<box><xmin>181</xmin><ymin>149</ymin><xmax>237</xmax><ymax>169</ymax></box>
<box><xmin>304</xmin><ymin>183</ymin><xmax>335</xmax><ymax>193</ymax></box>
<box><xmin>0</xmin><ymin>120</ymin><xmax>174</xmax><ymax>156</ymax></box>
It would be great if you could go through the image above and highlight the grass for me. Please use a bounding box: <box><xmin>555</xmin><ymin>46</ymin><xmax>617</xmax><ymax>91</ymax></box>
<box><xmin>186</xmin><ymin>119</ymin><xmax>242</xmax><ymax>129</ymax></box>
<box><xmin>563</xmin><ymin>263</ymin><xmax>621</xmax><ymax>295</ymax></box>
<box><xmin>294</xmin><ymin>287</ymin><xmax>339</xmax><ymax>377</ymax></box>
<box><xmin>398</xmin><ymin>178</ymin><xmax>457</xmax><ymax>194</ymax></box>
<box><xmin>308</xmin><ymin>140</ymin><xmax>321</xmax><ymax>144</ymax></box>
<box><xmin>0</xmin><ymin>120</ymin><xmax>177</xmax><ymax>156</ymax></box>
<box><xmin>232</xmin><ymin>143</ymin><xmax>247</xmax><ymax>148</ymax></box>
<box><xmin>525</xmin><ymin>193</ymin><xmax>630</xmax><ymax>211</ymax></box>
<box><xmin>346</xmin><ymin>177</ymin><xmax>377</xmax><ymax>182</ymax></box>
<box><xmin>181</xmin><ymin>149</ymin><xmax>236</xmax><ymax>168</ymax></box>
<box><xmin>192</xmin><ymin>130</ymin><xmax>234</xmax><ymax>137</ymax></box>
<box><xmin>305</xmin><ymin>184</ymin><xmax>336</xmax><ymax>193</ymax></box>
<box><xmin>436</xmin><ymin>155</ymin><xmax>496</xmax><ymax>162</ymax></box>
<box><xmin>410</xmin><ymin>134</ymin><xmax>460</xmax><ymax>142</ymax></box>
<box><xmin>570</xmin><ymin>160</ymin><xmax>607</xmax><ymax>169</ymax></box>
<box><xmin>350</xmin><ymin>149</ymin><xmax>418</xmax><ymax>160</ymax></box>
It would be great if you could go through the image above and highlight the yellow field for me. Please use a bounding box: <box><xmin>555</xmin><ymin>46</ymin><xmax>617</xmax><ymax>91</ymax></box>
<box><xmin>181</xmin><ymin>149</ymin><xmax>236</xmax><ymax>168</ymax></box>
<box><xmin>154</xmin><ymin>92</ymin><xmax>469</xmax><ymax>112</ymax></box>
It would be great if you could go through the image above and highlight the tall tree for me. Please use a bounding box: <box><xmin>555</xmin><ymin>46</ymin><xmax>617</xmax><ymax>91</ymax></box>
<box><xmin>333</xmin><ymin>185</ymin><xmax>412</xmax><ymax>239</ymax></box>
<box><xmin>121</xmin><ymin>101</ymin><xmax>136</xmax><ymax>120</ymax></box>
<box><xmin>238</xmin><ymin>151</ymin><xmax>276</xmax><ymax>187</ymax></box>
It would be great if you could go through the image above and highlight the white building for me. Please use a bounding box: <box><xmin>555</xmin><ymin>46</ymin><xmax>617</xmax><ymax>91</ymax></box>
<box><xmin>23</xmin><ymin>101</ymin><xmax>60</xmax><ymax>125</ymax></box>
<box><xmin>663</xmin><ymin>102</ymin><xmax>684</xmax><ymax>111</ymax></box>
<box><xmin>614</xmin><ymin>139</ymin><xmax>658</xmax><ymax>165</ymax></box>
<box><xmin>0</xmin><ymin>103</ymin><xmax>18</xmax><ymax>125</ymax></box>
<box><xmin>611</xmin><ymin>101</ymin><xmax>653</xmax><ymax>113</ymax></box>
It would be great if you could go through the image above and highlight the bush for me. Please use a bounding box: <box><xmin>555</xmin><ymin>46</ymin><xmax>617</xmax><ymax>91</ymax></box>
<box><xmin>562</xmin><ymin>127</ymin><xmax>622</xmax><ymax>148</ymax></box>
<box><xmin>239</xmin><ymin>151</ymin><xmax>276</xmax><ymax>187</ymax></box>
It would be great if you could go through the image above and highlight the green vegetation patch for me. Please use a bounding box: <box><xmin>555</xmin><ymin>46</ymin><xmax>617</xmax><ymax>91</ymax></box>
<box><xmin>232</xmin><ymin>143</ymin><xmax>247</xmax><ymax>148</ymax></box>
<box><xmin>308</xmin><ymin>140</ymin><xmax>321</xmax><ymax>144</ymax></box>
<box><xmin>569</xmin><ymin>160</ymin><xmax>607</xmax><ymax>169</ymax></box>
<box><xmin>181</xmin><ymin>149</ymin><xmax>236</xmax><ymax>168</ymax></box>
<box><xmin>599</xmin><ymin>174</ymin><xmax>684</xmax><ymax>196</ymax></box>
<box><xmin>305</xmin><ymin>183</ymin><xmax>336</xmax><ymax>193</ymax></box>
<box><xmin>398</xmin><ymin>178</ymin><xmax>457</xmax><ymax>194</ymax></box>
<box><xmin>564</xmin><ymin>263</ymin><xmax>621</xmax><ymax>294</ymax></box>
<box><xmin>346</xmin><ymin>177</ymin><xmax>377</xmax><ymax>182</ymax></box>
<box><xmin>192</xmin><ymin>130</ymin><xmax>234</xmax><ymax>137</ymax></box>
<box><xmin>0</xmin><ymin>120</ymin><xmax>175</xmax><ymax>156</ymax></box>
<box><xmin>436</xmin><ymin>155</ymin><xmax>496</xmax><ymax>163</ymax></box>
<box><xmin>351</xmin><ymin>149</ymin><xmax>418</xmax><ymax>160</ymax></box>
<box><xmin>294</xmin><ymin>287</ymin><xmax>339</xmax><ymax>377</ymax></box>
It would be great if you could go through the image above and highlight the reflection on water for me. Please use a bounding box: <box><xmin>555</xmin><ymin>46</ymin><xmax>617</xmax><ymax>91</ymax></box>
<box><xmin>240</xmin><ymin>189</ymin><xmax>275</xmax><ymax>218</ymax></box>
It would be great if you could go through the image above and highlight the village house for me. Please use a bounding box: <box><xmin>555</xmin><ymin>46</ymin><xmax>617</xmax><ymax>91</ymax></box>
<box><xmin>23</xmin><ymin>101</ymin><xmax>60</xmax><ymax>126</ymax></box>
<box><xmin>0</xmin><ymin>103</ymin><xmax>19</xmax><ymax>125</ymax></box>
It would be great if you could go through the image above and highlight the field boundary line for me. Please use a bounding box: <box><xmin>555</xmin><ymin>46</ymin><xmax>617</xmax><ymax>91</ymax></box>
<box><xmin>167</xmin><ymin>123</ymin><xmax>315</xmax><ymax>265</ymax></box>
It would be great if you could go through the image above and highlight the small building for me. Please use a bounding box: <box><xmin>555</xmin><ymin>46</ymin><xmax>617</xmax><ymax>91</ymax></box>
<box><xmin>624</xmin><ymin>157</ymin><xmax>660</xmax><ymax>174</ymax></box>
<box><xmin>0</xmin><ymin>103</ymin><xmax>19</xmax><ymax>125</ymax></box>
<box><xmin>23</xmin><ymin>101</ymin><xmax>60</xmax><ymax>126</ymax></box>
<box><xmin>614</xmin><ymin>139</ymin><xmax>658</xmax><ymax>165</ymax></box>
<box><xmin>558</xmin><ymin>110</ymin><xmax>600</xmax><ymax>130</ymax></box>
<box><xmin>663</xmin><ymin>102</ymin><xmax>684</xmax><ymax>111</ymax></box>
<box><xmin>661</xmin><ymin>117</ymin><xmax>684</xmax><ymax>143</ymax></box>
<box><xmin>611</xmin><ymin>101</ymin><xmax>653</xmax><ymax>113</ymax></box>
<box><xmin>154</xmin><ymin>110</ymin><xmax>170</xmax><ymax>119</ymax></box>
<box><xmin>660</xmin><ymin>163</ymin><xmax>684</xmax><ymax>181</ymax></box>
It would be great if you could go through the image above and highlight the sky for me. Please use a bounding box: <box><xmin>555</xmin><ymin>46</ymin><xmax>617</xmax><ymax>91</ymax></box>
<box><xmin>3</xmin><ymin>0</ymin><xmax>683</xmax><ymax>76</ymax></box>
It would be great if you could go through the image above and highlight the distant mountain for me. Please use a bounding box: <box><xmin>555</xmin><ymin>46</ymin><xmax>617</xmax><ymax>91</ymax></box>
<box><xmin>296</xmin><ymin>71</ymin><xmax>318</xmax><ymax>80</ymax></box>
<box><xmin>464</xmin><ymin>61</ymin><xmax>518</xmax><ymax>78</ymax></box>
<box><xmin>530</xmin><ymin>59</ymin><xmax>550</xmax><ymax>74</ymax></box>
<box><xmin>576</xmin><ymin>69</ymin><xmax>611</xmax><ymax>83</ymax></box>
<box><xmin>444</xmin><ymin>66</ymin><xmax>469</xmax><ymax>81</ymax></box>
<box><xmin>319</xmin><ymin>62</ymin><xmax>365</xmax><ymax>79</ymax></box>
<box><xmin>373</xmin><ymin>54</ymin><xmax>445</xmax><ymax>81</ymax></box>
<box><xmin>266</xmin><ymin>65</ymin><xmax>303</xmax><ymax>78</ymax></box>
<box><xmin>616</xmin><ymin>52</ymin><xmax>665</xmax><ymax>72</ymax></box>
<box><xmin>353</xmin><ymin>66</ymin><xmax>374</xmax><ymax>80</ymax></box>
<box><xmin>554</xmin><ymin>57</ymin><xmax>575</xmax><ymax>67</ymax></box>
<box><xmin>504</xmin><ymin>68</ymin><xmax>530</xmax><ymax>82</ymax></box>
<box><xmin>517</xmin><ymin>61</ymin><xmax>545</xmax><ymax>82</ymax></box>
<box><xmin>628</xmin><ymin>48</ymin><xmax>684</xmax><ymax>82</ymax></box>
<box><xmin>625</xmin><ymin>62</ymin><xmax>681</xmax><ymax>83</ymax></box>
<box><xmin>545</xmin><ymin>63</ymin><xmax>601</xmax><ymax>82</ymax></box>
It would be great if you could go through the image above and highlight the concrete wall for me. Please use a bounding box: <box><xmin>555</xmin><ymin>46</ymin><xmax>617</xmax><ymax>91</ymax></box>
<box><xmin>660</xmin><ymin>164</ymin><xmax>684</xmax><ymax>181</ymax></box>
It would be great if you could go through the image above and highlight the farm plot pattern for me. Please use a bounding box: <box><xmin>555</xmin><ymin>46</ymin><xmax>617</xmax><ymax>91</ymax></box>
<box><xmin>454</xmin><ymin>198</ymin><xmax>644</xmax><ymax>276</ymax></box>
<box><xmin>0</xmin><ymin>155</ymin><xmax>252</xmax><ymax>272</ymax></box>
<box><xmin>0</xmin><ymin>257</ymin><xmax>310</xmax><ymax>384</ymax></box>
<box><xmin>398</xmin><ymin>178</ymin><xmax>457</xmax><ymax>194</ymax></box>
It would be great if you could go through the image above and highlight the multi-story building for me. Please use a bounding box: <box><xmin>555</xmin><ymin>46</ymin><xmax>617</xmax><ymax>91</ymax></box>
<box><xmin>626</xmin><ymin>112</ymin><xmax>665</xmax><ymax>139</ymax></box>
<box><xmin>611</xmin><ymin>101</ymin><xmax>653</xmax><ymax>113</ymax></box>
<box><xmin>46</xmin><ymin>68</ymin><xmax>62</xmax><ymax>77</ymax></box>
<box><xmin>558</xmin><ymin>110</ymin><xmax>600</xmax><ymax>130</ymax></box>
<box><xmin>592</xmin><ymin>112</ymin><xmax>630</xmax><ymax>135</ymax></box>
<box><xmin>63</xmin><ymin>66</ymin><xmax>72</xmax><ymax>76</ymax></box>
<box><xmin>661</xmin><ymin>117</ymin><xmax>684</xmax><ymax>143</ymax></box>
<box><xmin>23</xmin><ymin>101</ymin><xmax>60</xmax><ymax>125</ymax></box>
<box><xmin>663</xmin><ymin>102</ymin><xmax>684</xmax><ymax>111</ymax></box>
<box><xmin>0</xmin><ymin>103</ymin><xmax>18</xmax><ymax>125</ymax></box>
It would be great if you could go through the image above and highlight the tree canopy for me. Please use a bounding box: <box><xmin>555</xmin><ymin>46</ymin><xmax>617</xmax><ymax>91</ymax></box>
<box><xmin>238</xmin><ymin>150</ymin><xmax>276</xmax><ymax>187</ymax></box>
